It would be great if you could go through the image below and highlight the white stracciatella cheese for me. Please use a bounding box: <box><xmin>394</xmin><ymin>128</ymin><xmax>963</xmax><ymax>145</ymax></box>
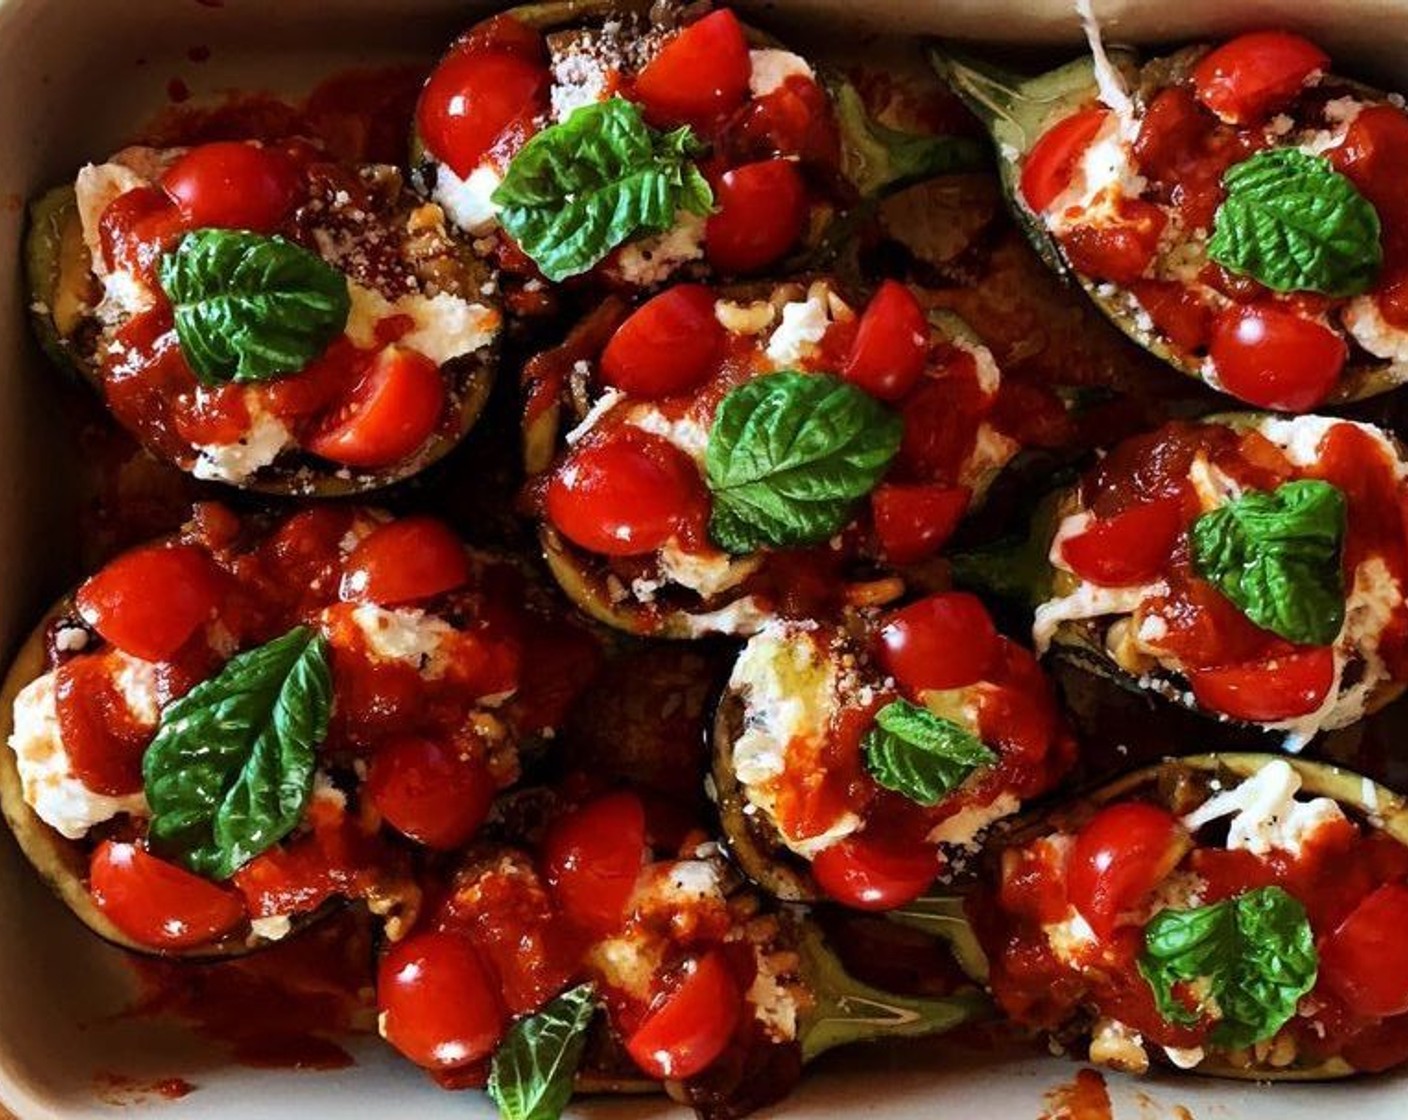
<box><xmin>345</xmin><ymin>283</ymin><xmax>500</xmax><ymax>366</ymax></box>
<box><xmin>431</xmin><ymin>163</ymin><xmax>504</xmax><ymax>235</ymax></box>
<box><xmin>747</xmin><ymin>49</ymin><xmax>814</xmax><ymax>97</ymax></box>
<box><xmin>728</xmin><ymin>622</ymin><xmax>862</xmax><ymax>854</ymax></box>
<box><xmin>614</xmin><ymin>211</ymin><xmax>707</xmax><ymax>286</ymax></box>
<box><xmin>1032</xmin><ymin>581</ymin><xmax>1163</xmax><ymax>654</ymax></box>
<box><xmin>765</xmin><ymin>288</ymin><xmax>833</xmax><ymax>365</ymax></box>
<box><xmin>9</xmin><ymin>670</ymin><xmax>151</xmax><ymax>840</ymax></box>
<box><xmin>1342</xmin><ymin>294</ymin><xmax>1408</xmax><ymax>363</ymax></box>
<box><xmin>1181</xmin><ymin>759</ymin><xmax>1346</xmax><ymax>857</ymax></box>
<box><xmin>192</xmin><ymin>397</ymin><xmax>297</xmax><ymax>484</ymax></box>
<box><xmin>348</xmin><ymin>605</ymin><xmax>456</xmax><ymax>679</ymax></box>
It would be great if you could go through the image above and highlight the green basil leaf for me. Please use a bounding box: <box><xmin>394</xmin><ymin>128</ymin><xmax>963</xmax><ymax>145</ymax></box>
<box><xmin>488</xmin><ymin>983</ymin><xmax>598</xmax><ymax>1120</ymax></box>
<box><xmin>1137</xmin><ymin>886</ymin><xmax>1317</xmax><ymax>1049</ymax></box>
<box><xmin>1189</xmin><ymin>479</ymin><xmax>1346</xmax><ymax>645</ymax></box>
<box><xmin>142</xmin><ymin>626</ymin><xmax>331</xmax><ymax>880</ymax></box>
<box><xmin>158</xmin><ymin>229</ymin><xmax>351</xmax><ymax>384</ymax></box>
<box><xmin>705</xmin><ymin>371</ymin><xmax>902</xmax><ymax>553</ymax></box>
<box><xmin>862</xmin><ymin>699</ymin><xmax>997</xmax><ymax>807</ymax></box>
<box><xmin>491</xmin><ymin>98</ymin><xmax>714</xmax><ymax>282</ymax></box>
<box><xmin>1207</xmin><ymin>148</ymin><xmax>1382</xmax><ymax>297</ymax></box>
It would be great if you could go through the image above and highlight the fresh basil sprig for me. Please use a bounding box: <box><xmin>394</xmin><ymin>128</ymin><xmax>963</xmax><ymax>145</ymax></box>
<box><xmin>1137</xmin><ymin>885</ymin><xmax>1317</xmax><ymax>1049</ymax></box>
<box><xmin>1190</xmin><ymin>479</ymin><xmax>1346</xmax><ymax>645</ymax></box>
<box><xmin>863</xmin><ymin>699</ymin><xmax>996</xmax><ymax>806</ymax></box>
<box><xmin>491</xmin><ymin>98</ymin><xmax>713</xmax><ymax>282</ymax></box>
<box><xmin>1207</xmin><ymin>149</ymin><xmax>1382</xmax><ymax>297</ymax></box>
<box><xmin>488</xmin><ymin>983</ymin><xmax>598</xmax><ymax>1120</ymax></box>
<box><xmin>143</xmin><ymin>626</ymin><xmax>331</xmax><ymax>880</ymax></box>
<box><xmin>705</xmin><ymin>371</ymin><xmax>902</xmax><ymax>554</ymax></box>
<box><xmin>159</xmin><ymin>230</ymin><xmax>351</xmax><ymax>384</ymax></box>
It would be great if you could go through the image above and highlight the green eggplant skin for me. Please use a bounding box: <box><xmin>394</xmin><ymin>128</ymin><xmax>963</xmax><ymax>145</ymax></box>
<box><xmin>930</xmin><ymin>44</ymin><xmax>1408</xmax><ymax>404</ymax></box>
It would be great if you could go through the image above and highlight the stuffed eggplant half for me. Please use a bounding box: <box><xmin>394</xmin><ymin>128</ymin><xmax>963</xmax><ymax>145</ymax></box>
<box><xmin>934</xmin><ymin>28</ymin><xmax>1408</xmax><ymax>410</ymax></box>
<box><xmin>411</xmin><ymin>0</ymin><xmax>984</xmax><ymax>305</ymax></box>
<box><xmin>27</xmin><ymin>138</ymin><xmax>499</xmax><ymax>493</ymax></box>
<box><xmin>0</xmin><ymin>505</ymin><xmax>599</xmax><ymax>956</ymax></box>
<box><xmin>712</xmin><ymin>591</ymin><xmax>1075</xmax><ymax>907</ymax></box>
<box><xmin>525</xmin><ymin>276</ymin><xmax>1034</xmax><ymax>637</ymax></box>
<box><xmin>1032</xmin><ymin>412</ymin><xmax>1408</xmax><ymax>748</ymax></box>
<box><xmin>974</xmin><ymin>753</ymin><xmax>1408</xmax><ymax>1079</ymax></box>
<box><xmin>376</xmin><ymin>791</ymin><xmax>988</xmax><ymax>1113</ymax></box>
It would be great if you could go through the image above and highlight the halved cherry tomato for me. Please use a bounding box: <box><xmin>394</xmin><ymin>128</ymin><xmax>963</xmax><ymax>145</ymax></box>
<box><xmin>160</xmin><ymin>141</ymin><xmax>299</xmax><ymax>233</ymax></box>
<box><xmin>600</xmin><ymin>285</ymin><xmax>724</xmax><ymax>399</ymax></box>
<box><xmin>340</xmin><ymin>516</ymin><xmax>469</xmax><ymax>605</ymax></box>
<box><xmin>1320</xmin><ymin>883</ymin><xmax>1408</xmax><ymax>1020</ymax></box>
<box><xmin>1208</xmin><ymin>305</ymin><xmax>1346</xmax><ymax>411</ymax></box>
<box><xmin>367</xmin><ymin>737</ymin><xmax>496</xmax><ymax>850</ymax></box>
<box><xmin>633</xmin><ymin>10</ymin><xmax>751</xmax><ymax>131</ymax></box>
<box><xmin>812</xmin><ymin>835</ymin><xmax>938</xmax><ymax>911</ymax></box>
<box><xmin>307</xmin><ymin>346</ymin><xmax>446</xmax><ymax>469</ymax></box>
<box><xmin>878</xmin><ymin>592</ymin><xmax>1001</xmax><ymax>693</ymax></box>
<box><xmin>871</xmin><ymin>483</ymin><xmax>971</xmax><ymax>564</ymax></box>
<box><xmin>1187</xmin><ymin>647</ymin><xmax>1336</xmax><ymax>722</ymax></box>
<box><xmin>1058</xmin><ymin>498</ymin><xmax>1184</xmax><ymax>587</ymax></box>
<box><xmin>1019</xmin><ymin>107</ymin><xmax>1110</xmax><ymax>213</ymax></box>
<box><xmin>625</xmin><ymin>950</ymin><xmax>743</xmax><ymax>1079</ymax></box>
<box><xmin>1192</xmin><ymin>31</ymin><xmax>1329</xmax><ymax>126</ymax></box>
<box><xmin>705</xmin><ymin>159</ymin><xmax>807</xmax><ymax>275</ymax></box>
<box><xmin>378</xmin><ymin>930</ymin><xmax>507</xmax><ymax>1069</ymax></box>
<box><xmin>546</xmin><ymin>429</ymin><xmax>708</xmax><ymax>557</ymax></box>
<box><xmin>417</xmin><ymin>48</ymin><xmax>549</xmax><ymax>177</ymax></box>
<box><xmin>1067</xmin><ymin>803</ymin><xmax>1190</xmax><ymax>939</ymax></box>
<box><xmin>76</xmin><ymin>543</ymin><xmax>223</xmax><ymax>661</ymax></box>
<box><xmin>89</xmin><ymin>841</ymin><xmax>246</xmax><ymax>951</ymax></box>
<box><xmin>844</xmin><ymin>281</ymin><xmax>930</xmax><ymax>401</ymax></box>
<box><xmin>542</xmin><ymin>791</ymin><xmax>646</xmax><ymax>934</ymax></box>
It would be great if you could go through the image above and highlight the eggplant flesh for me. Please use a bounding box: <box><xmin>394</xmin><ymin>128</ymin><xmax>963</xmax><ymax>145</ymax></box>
<box><xmin>23</xmin><ymin>185</ymin><xmax>497</xmax><ymax>497</ymax></box>
<box><xmin>929</xmin><ymin>45</ymin><xmax>1408</xmax><ymax>404</ymax></box>
<box><xmin>0</xmin><ymin>600</ymin><xmax>330</xmax><ymax>959</ymax></box>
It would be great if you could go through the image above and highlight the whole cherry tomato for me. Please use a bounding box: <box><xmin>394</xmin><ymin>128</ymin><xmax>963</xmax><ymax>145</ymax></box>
<box><xmin>877</xmin><ymin>592</ymin><xmax>1001</xmax><ymax>694</ymax></box>
<box><xmin>377</xmin><ymin>930</ymin><xmax>507</xmax><ymax>1069</ymax></box>
<box><xmin>545</xmin><ymin>430</ymin><xmax>708</xmax><ymax>557</ymax></box>
<box><xmin>600</xmin><ymin>285</ymin><xmax>724</xmax><ymax>399</ymax></box>
<box><xmin>625</xmin><ymin>950</ymin><xmax>744</xmax><ymax>1079</ymax></box>
<box><xmin>542</xmin><ymin>791</ymin><xmax>646</xmax><ymax>934</ymax></box>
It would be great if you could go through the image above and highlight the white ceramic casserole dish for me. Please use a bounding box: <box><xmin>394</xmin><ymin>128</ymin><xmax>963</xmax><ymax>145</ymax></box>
<box><xmin>1</xmin><ymin>0</ymin><xmax>1406</xmax><ymax>1116</ymax></box>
